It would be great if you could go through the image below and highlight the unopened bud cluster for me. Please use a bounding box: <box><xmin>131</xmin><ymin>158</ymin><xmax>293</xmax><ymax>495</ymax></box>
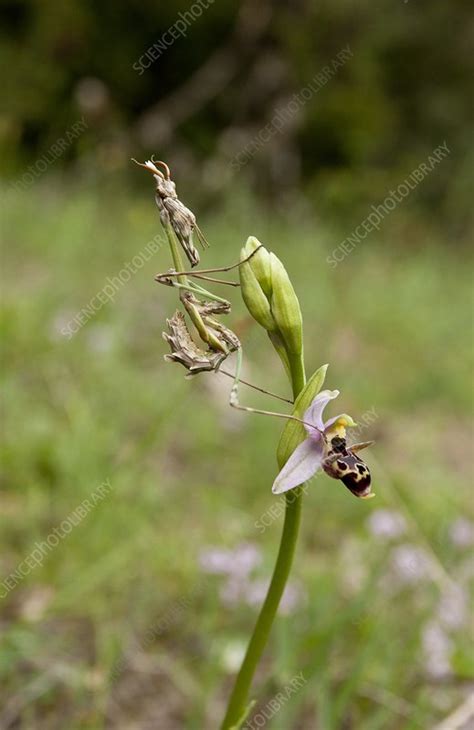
<box><xmin>239</xmin><ymin>237</ymin><xmax>303</xmax><ymax>368</ymax></box>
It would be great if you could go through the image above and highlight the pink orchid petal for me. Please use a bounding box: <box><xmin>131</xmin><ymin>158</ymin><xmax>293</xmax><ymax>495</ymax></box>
<box><xmin>303</xmin><ymin>389</ymin><xmax>340</xmax><ymax>438</ymax></box>
<box><xmin>272</xmin><ymin>438</ymin><xmax>324</xmax><ymax>494</ymax></box>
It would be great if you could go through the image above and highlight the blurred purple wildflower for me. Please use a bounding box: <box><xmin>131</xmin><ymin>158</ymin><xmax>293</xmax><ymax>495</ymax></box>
<box><xmin>436</xmin><ymin>586</ymin><xmax>469</xmax><ymax>630</ymax></box>
<box><xmin>199</xmin><ymin>543</ymin><xmax>261</xmax><ymax>577</ymax></box>
<box><xmin>242</xmin><ymin>578</ymin><xmax>303</xmax><ymax>616</ymax></box>
<box><xmin>367</xmin><ymin>509</ymin><xmax>407</xmax><ymax>540</ymax></box>
<box><xmin>449</xmin><ymin>517</ymin><xmax>474</xmax><ymax>549</ymax></box>
<box><xmin>390</xmin><ymin>544</ymin><xmax>432</xmax><ymax>585</ymax></box>
<box><xmin>422</xmin><ymin>620</ymin><xmax>453</xmax><ymax>678</ymax></box>
<box><xmin>199</xmin><ymin>542</ymin><xmax>303</xmax><ymax>615</ymax></box>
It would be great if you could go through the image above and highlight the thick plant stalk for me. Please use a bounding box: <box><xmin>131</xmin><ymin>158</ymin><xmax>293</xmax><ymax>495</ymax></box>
<box><xmin>220</xmin><ymin>354</ymin><xmax>306</xmax><ymax>729</ymax></box>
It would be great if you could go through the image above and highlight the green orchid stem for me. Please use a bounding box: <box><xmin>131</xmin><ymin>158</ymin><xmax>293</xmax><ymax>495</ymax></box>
<box><xmin>220</xmin><ymin>351</ymin><xmax>306</xmax><ymax>730</ymax></box>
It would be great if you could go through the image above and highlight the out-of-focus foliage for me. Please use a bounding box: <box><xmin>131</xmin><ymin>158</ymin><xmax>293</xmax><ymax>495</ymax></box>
<box><xmin>1</xmin><ymin>4</ymin><xmax>473</xmax><ymax>726</ymax></box>
<box><xmin>1</xmin><ymin>0</ymin><xmax>472</xmax><ymax>227</ymax></box>
<box><xmin>1</xmin><ymin>183</ymin><xmax>473</xmax><ymax>728</ymax></box>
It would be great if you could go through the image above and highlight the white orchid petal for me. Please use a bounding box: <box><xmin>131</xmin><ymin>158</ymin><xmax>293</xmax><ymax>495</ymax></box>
<box><xmin>272</xmin><ymin>438</ymin><xmax>324</xmax><ymax>494</ymax></box>
<box><xmin>303</xmin><ymin>389</ymin><xmax>340</xmax><ymax>436</ymax></box>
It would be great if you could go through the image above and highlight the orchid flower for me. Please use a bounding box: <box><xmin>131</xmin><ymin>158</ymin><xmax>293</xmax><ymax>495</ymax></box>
<box><xmin>272</xmin><ymin>389</ymin><xmax>373</xmax><ymax>499</ymax></box>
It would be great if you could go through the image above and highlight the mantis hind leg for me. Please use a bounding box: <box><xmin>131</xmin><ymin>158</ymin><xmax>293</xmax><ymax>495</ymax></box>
<box><xmin>228</xmin><ymin>348</ymin><xmax>320</xmax><ymax>431</ymax></box>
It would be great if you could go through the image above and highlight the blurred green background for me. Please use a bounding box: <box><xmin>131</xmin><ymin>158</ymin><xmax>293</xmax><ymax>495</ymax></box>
<box><xmin>1</xmin><ymin>1</ymin><xmax>473</xmax><ymax>729</ymax></box>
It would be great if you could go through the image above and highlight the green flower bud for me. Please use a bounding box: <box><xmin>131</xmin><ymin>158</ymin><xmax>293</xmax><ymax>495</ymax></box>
<box><xmin>239</xmin><ymin>236</ymin><xmax>304</xmax><ymax>366</ymax></box>
<box><xmin>239</xmin><ymin>240</ymin><xmax>278</xmax><ymax>332</ymax></box>
<box><xmin>244</xmin><ymin>236</ymin><xmax>273</xmax><ymax>298</ymax></box>
<box><xmin>269</xmin><ymin>253</ymin><xmax>303</xmax><ymax>356</ymax></box>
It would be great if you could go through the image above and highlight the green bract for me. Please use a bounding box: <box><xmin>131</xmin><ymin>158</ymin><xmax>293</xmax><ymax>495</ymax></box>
<box><xmin>276</xmin><ymin>363</ymin><xmax>328</xmax><ymax>468</ymax></box>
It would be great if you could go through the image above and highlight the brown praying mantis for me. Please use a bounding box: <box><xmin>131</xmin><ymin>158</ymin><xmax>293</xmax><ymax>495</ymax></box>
<box><xmin>133</xmin><ymin>157</ymin><xmax>208</xmax><ymax>268</ymax></box>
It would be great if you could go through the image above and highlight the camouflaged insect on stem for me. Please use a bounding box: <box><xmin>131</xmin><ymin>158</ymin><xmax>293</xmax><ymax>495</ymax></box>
<box><xmin>133</xmin><ymin>158</ymin><xmax>208</xmax><ymax>267</ymax></box>
<box><xmin>164</xmin><ymin>311</ymin><xmax>237</xmax><ymax>374</ymax></box>
<box><xmin>135</xmin><ymin>157</ymin><xmax>241</xmax><ymax>373</ymax></box>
